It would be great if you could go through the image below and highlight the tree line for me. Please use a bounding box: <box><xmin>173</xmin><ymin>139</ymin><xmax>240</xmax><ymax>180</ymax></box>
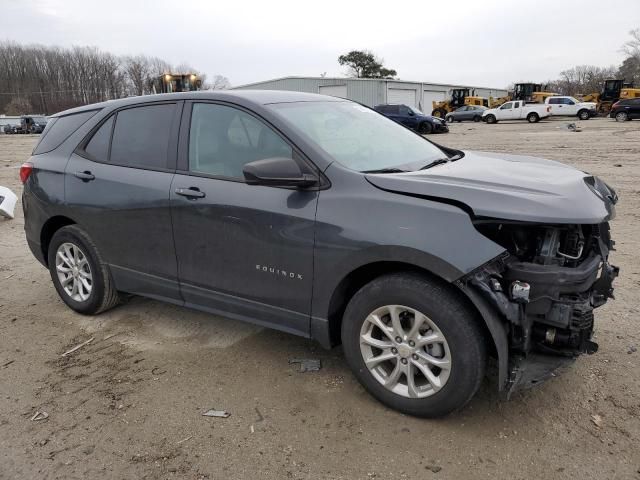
<box><xmin>0</xmin><ymin>42</ymin><xmax>230</xmax><ymax>115</ymax></box>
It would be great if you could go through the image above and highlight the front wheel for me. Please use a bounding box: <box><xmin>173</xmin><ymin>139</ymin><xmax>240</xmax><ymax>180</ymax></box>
<box><xmin>419</xmin><ymin>122</ymin><xmax>432</xmax><ymax>134</ymax></box>
<box><xmin>578</xmin><ymin>109</ymin><xmax>590</xmax><ymax>120</ymax></box>
<box><xmin>431</xmin><ymin>108</ymin><xmax>447</xmax><ymax>119</ymax></box>
<box><xmin>615</xmin><ymin>111</ymin><xmax>628</xmax><ymax>122</ymax></box>
<box><xmin>485</xmin><ymin>114</ymin><xmax>497</xmax><ymax>124</ymax></box>
<box><xmin>527</xmin><ymin>112</ymin><xmax>539</xmax><ymax>123</ymax></box>
<box><xmin>48</xmin><ymin>225</ymin><xmax>120</xmax><ymax>315</ymax></box>
<box><xmin>341</xmin><ymin>273</ymin><xmax>487</xmax><ymax>418</ymax></box>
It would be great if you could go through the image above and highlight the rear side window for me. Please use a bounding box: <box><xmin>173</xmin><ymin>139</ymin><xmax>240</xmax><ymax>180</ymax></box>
<box><xmin>548</xmin><ymin>98</ymin><xmax>560</xmax><ymax>104</ymax></box>
<box><xmin>110</xmin><ymin>104</ymin><xmax>176</xmax><ymax>170</ymax></box>
<box><xmin>33</xmin><ymin>110</ymin><xmax>98</xmax><ymax>155</ymax></box>
<box><xmin>84</xmin><ymin>116</ymin><xmax>114</xmax><ymax>162</ymax></box>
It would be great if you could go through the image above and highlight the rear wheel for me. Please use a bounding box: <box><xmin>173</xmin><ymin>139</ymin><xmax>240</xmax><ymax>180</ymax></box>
<box><xmin>341</xmin><ymin>273</ymin><xmax>487</xmax><ymax>418</ymax></box>
<box><xmin>48</xmin><ymin>225</ymin><xmax>120</xmax><ymax>315</ymax></box>
<box><xmin>527</xmin><ymin>112</ymin><xmax>539</xmax><ymax>123</ymax></box>
<box><xmin>577</xmin><ymin>109</ymin><xmax>590</xmax><ymax>120</ymax></box>
<box><xmin>485</xmin><ymin>114</ymin><xmax>497</xmax><ymax>124</ymax></box>
<box><xmin>615</xmin><ymin>111</ymin><xmax>628</xmax><ymax>122</ymax></box>
<box><xmin>473</xmin><ymin>115</ymin><xmax>481</xmax><ymax>122</ymax></box>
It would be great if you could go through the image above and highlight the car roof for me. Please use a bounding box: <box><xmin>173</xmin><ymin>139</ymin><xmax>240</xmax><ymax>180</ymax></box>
<box><xmin>51</xmin><ymin>90</ymin><xmax>346</xmax><ymax>118</ymax></box>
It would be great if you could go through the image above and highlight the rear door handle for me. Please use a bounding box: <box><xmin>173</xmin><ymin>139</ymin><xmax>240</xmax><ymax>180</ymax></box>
<box><xmin>175</xmin><ymin>187</ymin><xmax>206</xmax><ymax>199</ymax></box>
<box><xmin>73</xmin><ymin>171</ymin><xmax>95</xmax><ymax>181</ymax></box>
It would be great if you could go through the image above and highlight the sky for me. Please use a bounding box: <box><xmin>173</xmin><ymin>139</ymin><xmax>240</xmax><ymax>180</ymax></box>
<box><xmin>2</xmin><ymin>0</ymin><xmax>640</xmax><ymax>89</ymax></box>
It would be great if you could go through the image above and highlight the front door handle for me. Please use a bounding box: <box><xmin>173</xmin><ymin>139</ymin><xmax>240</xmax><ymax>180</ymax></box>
<box><xmin>175</xmin><ymin>187</ymin><xmax>206</xmax><ymax>199</ymax></box>
<box><xmin>73</xmin><ymin>171</ymin><xmax>95</xmax><ymax>181</ymax></box>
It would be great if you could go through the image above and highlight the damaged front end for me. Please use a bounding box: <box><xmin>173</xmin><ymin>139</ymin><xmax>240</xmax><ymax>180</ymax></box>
<box><xmin>460</xmin><ymin>220</ymin><xmax>619</xmax><ymax>397</ymax></box>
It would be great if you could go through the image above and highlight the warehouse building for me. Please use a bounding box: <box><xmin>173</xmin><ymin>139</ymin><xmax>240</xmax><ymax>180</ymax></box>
<box><xmin>233</xmin><ymin>76</ymin><xmax>508</xmax><ymax>113</ymax></box>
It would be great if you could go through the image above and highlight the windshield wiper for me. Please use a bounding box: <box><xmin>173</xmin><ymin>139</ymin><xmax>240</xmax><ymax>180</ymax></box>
<box><xmin>419</xmin><ymin>159</ymin><xmax>449</xmax><ymax>170</ymax></box>
<box><xmin>362</xmin><ymin>167</ymin><xmax>407</xmax><ymax>174</ymax></box>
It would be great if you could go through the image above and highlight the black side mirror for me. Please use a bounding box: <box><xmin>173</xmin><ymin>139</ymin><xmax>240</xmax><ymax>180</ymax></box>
<box><xmin>407</xmin><ymin>110</ymin><xmax>415</xmax><ymax>116</ymax></box>
<box><xmin>243</xmin><ymin>157</ymin><xmax>317</xmax><ymax>188</ymax></box>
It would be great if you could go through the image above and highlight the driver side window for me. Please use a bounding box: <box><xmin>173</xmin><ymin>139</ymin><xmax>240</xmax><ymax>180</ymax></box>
<box><xmin>189</xmin><ymin>103</ymin><xmax>293</xmax><ymax>179</ymax></box>
<box><xmin>500</xmin><ymin>102</ymin><xmax>513</xmax><ymax>110</ymax></box>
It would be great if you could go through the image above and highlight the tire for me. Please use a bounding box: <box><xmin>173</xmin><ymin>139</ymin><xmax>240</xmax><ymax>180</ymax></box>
<box><xmin>615</xmin><ymin>111</ymin><xmax>628</xmax><ymax>122</ymax></box>
<box><xmin>473</xmin><ymin>115</ymin><xmax>481</xmax><ymax>122</ymax></box>
<box><xmin>419</xmin><ymin>122</ymin><xmax>432</xmax><ymax>134</ymax></box>
<box><xmin>47</xmin><ymin>225</ymin><xmax>120</xmax><ymax>315</ymax></box>
<box><xmin>527</xmin><ymin>113</ymin><xmax>539</xmax><ymax>123</ymax></box>
<box><xmin>445</xmin><ymin>115</ymin><xmax>454</xmax><ymax>123</ymax></box>
<box><xmin>341</xmin><ymin>273</ymin><xmax>487</xmax><ymax>418</ymax></box>
<box><xmin>485</xmin><ymin>114</ymin><xmax>497</xmax><ymax>124</ymax></box>
<box><xmin>577</xmin><ymin>109</ymin><xmax>590</xmax><ymax>121</ymax></box>
<box><xmin>431</xmin><ymin>108</ymin><xmax>447</xmax><ymax>118</ymax></box>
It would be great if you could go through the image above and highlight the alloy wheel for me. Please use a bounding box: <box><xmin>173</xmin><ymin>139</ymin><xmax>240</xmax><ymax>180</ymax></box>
<box><xmin>359</xmin><ymin>305</ymin><xmax>451</xmax><ymax>398</ymax></box>
<box><xmin>55</xmin><ymin>242</ymin><xmax>93</xmax><ymax>302</ymax></box>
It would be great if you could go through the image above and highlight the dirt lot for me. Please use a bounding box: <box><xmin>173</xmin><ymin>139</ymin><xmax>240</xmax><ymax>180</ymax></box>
<box><xmin>1</xmin><ymin>117</ymin><xmax>639</xmax><ymax>480</ymax></box>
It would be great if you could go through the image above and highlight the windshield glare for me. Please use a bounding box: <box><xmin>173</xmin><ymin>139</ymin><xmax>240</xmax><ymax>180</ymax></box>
<box><xmin>269</xmin><ymin>102</ymin><xmax>445</xmax><ymax>172</ymax></box>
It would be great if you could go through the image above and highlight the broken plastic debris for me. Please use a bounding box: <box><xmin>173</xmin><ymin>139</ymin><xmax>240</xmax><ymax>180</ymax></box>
<box><xmin>0</xmin><ymin>186</ymin><xmax>17</xmax><ymax>219</ymax></box>
<box><xmin>61</xmin><ymin>337</ymin><xmax>94</xmax><ymax>357</ymax></box>
<box><xmin>590</xmin><ymin>414</ymin><xmax>603</xmax><ymax>427</ymax></box>
<box><xmin>30</xmin><ymin>411</ymin><xmax>49</xmax><ymax>421</ymax></box>
<box><xmin>289</xmin><ymin>358</ymin><xmax>322</xmax><ymax>372</ymax></box>
<box><xmin>202</xmin><ymin>409</ymin><xmax>230</xmax><ymax>418</ymax></box>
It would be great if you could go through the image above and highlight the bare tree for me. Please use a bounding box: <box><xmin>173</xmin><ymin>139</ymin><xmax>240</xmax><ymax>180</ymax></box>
<box><xmin>621</xmin><ymin>28</ymin><xmax>640</xmax><ymax>62</ymax></box>
<box><xmin>209</xmin><ymin>75</ymin><xmax>231</xmax><ymax>90</ymax></box>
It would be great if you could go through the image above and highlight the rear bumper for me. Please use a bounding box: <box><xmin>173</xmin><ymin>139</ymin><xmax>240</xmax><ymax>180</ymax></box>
<box><xmin>587</xmin><ymin>109</ymin><xmax>598</xmax><ymax>118</ymax></box>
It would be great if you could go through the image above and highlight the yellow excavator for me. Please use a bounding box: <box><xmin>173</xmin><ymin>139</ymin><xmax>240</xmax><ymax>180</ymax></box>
<box><xmin>581</xmin><ymin>79</ymin><xmax>640</xmax><ymax>114</ymax></box>
<box><xmin>152</xmin><ymin>73</ymin><xmax>202</xmax><ymax>94</ymax></box>
<box><xmin>431</xmin><ymin>88</ymin><xmax>488</xmax><ymax>118</ymax></box>
<box><xmin>487</xmin><ymin>83</ymin><xmax>558</xmax><ymax>108</ymax></box>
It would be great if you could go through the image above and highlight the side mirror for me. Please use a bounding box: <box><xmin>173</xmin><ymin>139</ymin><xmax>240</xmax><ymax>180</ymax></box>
<box><xmin>407</xmin><ymin>110</ymin><xmax>415</xmax><ymax>116</ymax></box>
<box><xmin>243</xmin><ymin>157</ymin><xmax>317</xmax><ymax>188</ymax></box>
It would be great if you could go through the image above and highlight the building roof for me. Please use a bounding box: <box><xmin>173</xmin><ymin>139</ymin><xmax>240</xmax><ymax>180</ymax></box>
<box><xmin>233</xmin><ymin>75</ymin><xmax>507</xmax><ymax>92</ymax></box>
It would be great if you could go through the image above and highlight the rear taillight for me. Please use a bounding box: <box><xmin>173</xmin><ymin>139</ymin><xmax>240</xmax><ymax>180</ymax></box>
<box><xmin>20</xmin><ymin>162</ymin><xmax>33</xmax><ymax>184</ymax></box>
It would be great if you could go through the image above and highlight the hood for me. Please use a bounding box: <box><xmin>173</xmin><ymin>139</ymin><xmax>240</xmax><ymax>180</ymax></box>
<box><xmin>365</xmin><ymin>150</ymin><xmax>616</xmax><ymax>224</ymax></box>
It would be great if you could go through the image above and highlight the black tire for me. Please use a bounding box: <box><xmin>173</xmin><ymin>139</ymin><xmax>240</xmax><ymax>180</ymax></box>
<box><xmin>577</xmin><ymin>109</ymin><xmax>590</xmax><ymax>121</ymax></box>
<box><xmin>47</xmin><ymin>225</ymin><xmax>120</xmax><ymax>315</ymax></box>
<box><xmin>419</xmin><ymin>122</ymin><xmax>432</xmax><ymax>134</ymax></box>
<box><xmin>615</xmin><ymin>111</ymin><xmax>628</xmax><ymax>122</ymax></box>
<box><xmin>431</xmin><ymin>108</ymin><xmax>447</xmax><ymax>119</ymax></box>
<box><xmin>341</xmin><ymin>273</ymin><xmax>487</xmax><ymax>418</ymax></box>
<box><xmin>473</xmin><ymin>115</ymin><xmax>481</xmax><ymax>122</ymax></box>
<box><xmin>445</xmin><ymin>115</ymin><xmax>454</xmax><ymax>123</ymax></box>
<box><xmin>527</xmin><ymin>112</ymin><xmax>539</xmax><ymax>123</ymax></box>
<box><xmin>485</xmin><ymin>114</ymin><xmax>497</xmax><ymax>124</ymax></box>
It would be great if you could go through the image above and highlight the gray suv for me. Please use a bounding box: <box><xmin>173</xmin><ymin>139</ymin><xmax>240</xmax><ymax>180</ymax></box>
<box><xmin>21</xmin><ymin>91</ymin><xmax>618</xmax><ymax>417</ymax></box>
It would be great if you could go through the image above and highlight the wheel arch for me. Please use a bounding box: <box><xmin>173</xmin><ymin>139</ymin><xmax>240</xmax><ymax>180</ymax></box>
<box><xmin>320</xmin><ymin>261</ymin><xmax>499</xmax><ymax>362</ymax></box>
<box><xmin>40</xmin><ymin>215</ymin><xmax>76</xmax><ymax>266</ymax></box>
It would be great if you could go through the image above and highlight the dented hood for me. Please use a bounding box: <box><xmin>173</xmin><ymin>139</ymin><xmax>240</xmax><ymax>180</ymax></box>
<box><xmin>365</xmin><ymin>150</ymin><xmax>616</xmax><ymax>224</ymax></box>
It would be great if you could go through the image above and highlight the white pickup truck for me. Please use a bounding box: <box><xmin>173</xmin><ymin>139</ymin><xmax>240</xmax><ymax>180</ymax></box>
<box><xmin>545</xmin><ymin>96</ymin><xmax>597</xmax><ymax>120</ymax></box>
<box><xmin>482</xmin><ymin>100</ymin><xmax>551</xmax><ymax>124</ymax></box>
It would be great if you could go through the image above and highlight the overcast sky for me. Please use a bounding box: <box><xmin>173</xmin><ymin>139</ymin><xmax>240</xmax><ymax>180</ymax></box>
<box><xmin>2</xmin><ymin>0</ymin><xmax>639</xmax><ymax>88</ymax></box>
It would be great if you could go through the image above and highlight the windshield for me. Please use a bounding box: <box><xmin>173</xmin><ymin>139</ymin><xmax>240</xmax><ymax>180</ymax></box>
<box><xmin>269</xmin><ymin>101</ymin><xmax>445</xmax><ymax>172</ymax></box>
<box><xmin>410</xmin><ymin>106</ymin><xmax>424</xmax><ymax>115</ymax></box>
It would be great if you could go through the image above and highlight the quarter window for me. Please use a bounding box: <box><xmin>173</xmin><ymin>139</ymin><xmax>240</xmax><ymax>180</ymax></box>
<box><xmin>189</xmin><ymin>103</ymin><xmax>293</xmax><ymax>179</ymax></box>
<box><xmin>33</xmin><ymin>110</ymin><xmax>98</xmax><ymax>155</ymax></box>
<box><xmin>110</xmin><ymin>104</ymin><xmax>176</xmax><ymax>169</ymax></box>
<box><xmin>84</xmin><ymin>116</ymin><xmax>114</xmax><ymax>162</ymax></box>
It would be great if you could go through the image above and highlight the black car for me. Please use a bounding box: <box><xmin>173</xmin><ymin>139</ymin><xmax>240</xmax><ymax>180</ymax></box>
<box><xmin>610</xmin><ymin>98</ymin><xmax>640</xmax><ymax>121</ymax></box>
<box><xmin>21</xmin><ymin>91</ymin><xmax>618</xmax><ymax>418</ymax></box>
<box><xmin>374</xmin><ymin>104</ymin><xmax>448</xmax><ymax>134</ymax></box>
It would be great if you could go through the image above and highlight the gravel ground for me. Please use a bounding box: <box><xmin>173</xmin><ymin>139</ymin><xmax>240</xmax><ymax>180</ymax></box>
<box><xmin>0</xmin><ymin>117</ymin><xmax>639</xmax><ymax>479</ymax></box>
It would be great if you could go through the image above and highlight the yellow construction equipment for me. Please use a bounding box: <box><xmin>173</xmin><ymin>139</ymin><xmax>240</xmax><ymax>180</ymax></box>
<box><xmin>431</xmin><ymin>88</ymin><xmax>488</xmax><ymax>118</ymax></box>
<box><xmin>152</xmin><ymin>73</ymin><xmax>202</xmax><ymax>94</ymax></box>
<box><xmin>487</xmin><ymin>83</ymin><xmax>557</xmax><ymax>108</ymax></box>
<box><xmin>581</xmin><ymin>79</ymin><xmax>640</xmax><ymax>114</ymax></box>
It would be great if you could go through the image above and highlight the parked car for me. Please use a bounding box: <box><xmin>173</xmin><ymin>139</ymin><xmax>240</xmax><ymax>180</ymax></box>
<box><xmin>483</xmin><ymin>100</ymin><xmax>551</xmax><ymax>123</ymax></box>
<box><xmin>545</xmin><ymin>96</ymin><xmax>597</xmax><ymax>120</ymax></box>
<box><xmin>374</xmin><ymin>104</ymin><xmax>448</xmax><ymax>134</ymax></box>
<box><xmin>22</xmin><ymin>91</ymin><xmax>618</xmax><ymax>418</ymax></box>
<box><xmin>609</xmin><ymin>98</ymin><xmax>640</xmax><ymax>121</ymax></box>
<box><xmin>3</xmin><ymin>115</ymin><xmax>49</xmax><ymax>134</ymax></box>
<box><xmin>2</xmin><ymin>119</ymin><xmax>20</xmax><ymax>134</ymax></box>
<box><xmin>445</xmin><ymin>105</ymin><xmax>487</xmax><ymax>123</ymax></box>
